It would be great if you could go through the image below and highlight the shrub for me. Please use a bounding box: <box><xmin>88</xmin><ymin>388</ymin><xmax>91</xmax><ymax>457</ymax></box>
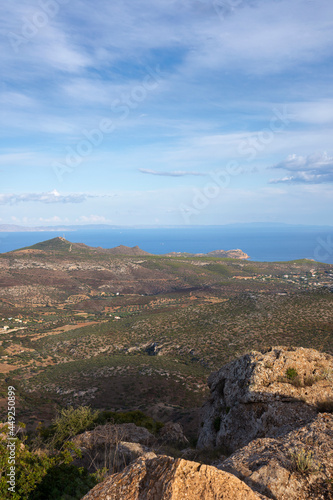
<box><xmin>31</xmin><ymin>463</ymin><xmax>97</xmax><ymax>500</ymax></box>
<box><xmin>286</xmin><ymin>367</ymin><xmax>303</xmax><ymax>387</ymax></box>
<box><xmin>96</xmin><ymin>410</ymin><xmax>164</xmax><ymax>435</ymax></box>
<box><xmin>0</xmin><ymin>427</ymin><xmax>97</xmax><ymax>500</ymax></box>
<box><xmin>286</xmin><ymin>367</ymin><xmax>299</xmax><ymax>380</ymax></box>
<box><xmin>44</xmin><ymin>406</ymin><xmax>99</xmax><ymax>449</ymax></box>
<box><xmin>290</xmin><ymin>448</ymin><xmax>320</xmax><ymax>475</ymax></box>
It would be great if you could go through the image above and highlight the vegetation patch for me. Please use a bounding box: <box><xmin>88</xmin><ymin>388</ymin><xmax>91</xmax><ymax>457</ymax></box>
<box><xmin>40</xmin><ymin>406</ymin><xmax>99</xmax><ymax>449</ymax></box>
<box><xmin>286</xmin><ymin>367</ymin><xmax>299</xmax><ymax>380</ymax></box>
<box><xmin>0</xmin><ymin>424</ymin><xmax>97</xmax><ymax>500</ymax></box>
<box><xmin>96</xmin><ymin>410</ymin><xmax>164</xmax><ymax>434</ymax></box>
<box><xmin>290</xmin><ymin>448</ymin><xmax>320</xmax><ymax>475</ymax></box>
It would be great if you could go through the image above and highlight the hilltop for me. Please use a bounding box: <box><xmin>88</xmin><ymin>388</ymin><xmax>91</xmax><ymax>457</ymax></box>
<box><xmin>13</xmin><ymin>237</ymin><xmax>151</xmax><ymax>256</ymax></box>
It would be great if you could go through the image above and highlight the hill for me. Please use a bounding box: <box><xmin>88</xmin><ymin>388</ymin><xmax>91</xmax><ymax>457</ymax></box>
<box><xmin>1</xmin><ymin>236</ymin><xmax>331</xmax><ymax>308</ymax></box>
<box><xmin>13</xmin><ymin>237</ymin><xmax>151</xmax><ymax>256</ymax></box>
<box><xmin>164</xmin><ymin>249</ymin><xmax>249</xmax><ymax>259</ymax></box>
<box><xmin>0</xmin><ymin>237</ymin><xmax>332</xmax><ymax>440</ymax></box>
<box><xmin>201</xmin><ymin>249</ymin><xmax>249</xmax><ymax>259</ymax></box>
<box><xmin>106</xmin><ymin>244</ymin><xmax>151</xmax><ymax>256</ymax></box>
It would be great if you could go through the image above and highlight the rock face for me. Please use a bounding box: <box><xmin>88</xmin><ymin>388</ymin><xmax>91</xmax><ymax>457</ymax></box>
<box><xmin>197</xmin><ymin>346</ymin><xmax>333</xmax><ymax>452</ymax></box>
<box><xmin>75</xmin><ymin>423</ymin><xmax>156</xmax><ymax>448</ymax></box>
<box><xmin>80</xmin><ymin>347</ymin><xmax>333</xmax><ymax>500</ymax></box>
<box><xmin>204</xmin><ymin>249</ymin><xmax>249</xmax><ymax>259</ymax></box>
<box><xmin>158</xmin><ymin>422</ymin><xmax>189</xmax><ymax>446</ymax></box>
<box><xmin>218</xmin><ymin>413</ymin><xmax>333</xmax><ymax>500</ymax></box>
<box><xmin>106</xmin><ymin>245</ymin><xmax>152</xmax><ymax>256</ymax></box>
<box><xmin>81</xmin><ymin>455</ymin><xmax>262</xmax><ymax>500</ymax></box>
<box><xmin>73</xmin><ymin>423</ymin><xmax>157</xmax><ymax>473</ymax></box>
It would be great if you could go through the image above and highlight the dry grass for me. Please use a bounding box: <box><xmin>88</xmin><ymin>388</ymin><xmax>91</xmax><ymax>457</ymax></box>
<box><xmin>290</xmin><ymin>448</ymin><xmax>321</xmax><ymax>475</ymax></box>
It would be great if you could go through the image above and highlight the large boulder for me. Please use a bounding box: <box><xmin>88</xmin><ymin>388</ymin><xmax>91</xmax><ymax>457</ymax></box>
<box><xmin>74</xmin><ymin>423</ymin><xmax>156</xmax><ymax>448</ymax></box>
<box><xmin>197</xmin><ymin>346</ymin><xmax>333</xmax><ymax>452</ymax></box>
<box><xmin>82</xmin><ymin>455</ymin><xmax>263</xmax><ymax>499</ymax></box>
<box><xmin>115</xmin><ymin>441</ymin><xmax>156</xmax><ymax>471</ymax></box>
<box><xmin>158</xmin><ymin>421</ymin><xmax>189</xmax><ymax>447</ymax></box>
<box><xmin>218</xmin><ymin>413</ymin><xmax>333</xmax><ymax>500</ymax></box>
<box><xmin>73</xmin><ymin>423</ymin><xmax>156</xmax><ymax>473</ymax></box>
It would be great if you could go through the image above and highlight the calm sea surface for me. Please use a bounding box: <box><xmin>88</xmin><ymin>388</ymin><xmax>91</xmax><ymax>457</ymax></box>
<box><xmin>0</xmin><ymin>227</ymin><xmax>332</xmax><ymax>264</ymax></box>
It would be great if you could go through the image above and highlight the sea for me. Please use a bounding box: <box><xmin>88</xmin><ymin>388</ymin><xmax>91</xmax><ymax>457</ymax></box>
<box><xmin>0</xmin><ymin>226</ymin><xmax>333</xmax><ymax>264</ymax></box>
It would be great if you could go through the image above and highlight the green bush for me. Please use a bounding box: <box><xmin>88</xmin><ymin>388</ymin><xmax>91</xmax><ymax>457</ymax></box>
<box><xmin>285</xmin><ymin>367</ymin><xmax>303</xmax><ymax>387</ymax></box>
<box><xmin>0</xmin><ymin>428</ymin><xmax>97</xmax><ymax>500</ymax></box>
<box><xmin>286</xmin><ymin>367</ymin><xmax>299</xmax><ymax>380</ymax></box>
<box><xmin>40</xmin><ymin>407</ymin><xmax>164</xmax><ymax>447</ymax></box>
<box><xmin>31</xmin><ymin>463</ymin><xmax>97</xmax><ymax>500</ymax></box>
<box><xmin>42</xmin><ymin>406</ymin><xmax>99</xmax><ymax>449</ymax></box>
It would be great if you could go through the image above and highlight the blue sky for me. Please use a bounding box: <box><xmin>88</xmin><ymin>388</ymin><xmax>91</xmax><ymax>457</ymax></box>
<box><xmin>1</xmin><ymin>0</ymin><xmax>333</xmax><ymax>226</ymax></box>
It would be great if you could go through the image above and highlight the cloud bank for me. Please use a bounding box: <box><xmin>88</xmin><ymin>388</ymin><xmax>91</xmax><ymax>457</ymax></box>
<box><xmin>0</xmin><ymin>190</ymin><xmax>94</xmax><ymax>205</ymax></box>
<box><xmin>270</xmin><ymin>153</ymin><xmax>333</xmax><ymax>184</ymax></box>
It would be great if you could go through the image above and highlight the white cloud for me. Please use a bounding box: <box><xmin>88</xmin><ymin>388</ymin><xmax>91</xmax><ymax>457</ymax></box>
<box><xmin>38</xmin><ymin>216</ymin><xmax>62</xmax><ymax>223</ymax></box>
<box><xmin>183</xmin><ymin>0</ymin><xmax>333</xmax><ymax>75</ymax></box>
<box><xmin>0</xmin><ymin>92</ymin><xmax>36</xmax><ymax>108</ymax></box>
<box><xmin>290</xmin><ymin>100</ymin><xmax>333</xmax><ymax>125</ymax></box>
<box><xmin>270</xmin><ymin>152</ymin><xmax>333</xmax><ymax>183</ymax></box>
<box><xmin>139</xmin><ymin>168</ymin><xmax>208</xmax><ymax>177</ymax></box>
<box><xmin>0</xmin><ymin>191</ymin><xmax>95</xmax><ymax>204</ymax></box>
<box><xmin>77</xmin><ymin>215</ymin><xmax>112</xmax><ymax>223</ymax></box>
<box><xmin>2</xmin><ymin>0</ymin><xmax>333</xmax><ymax>226</ymax></box>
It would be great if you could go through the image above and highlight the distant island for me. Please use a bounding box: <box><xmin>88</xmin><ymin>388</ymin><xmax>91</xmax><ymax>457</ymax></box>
<box><xmin>1</xmin><ymin>222</ymin><xmax>333</xmax><ymax>232</ymax></box>
<box><xmin>0</xmin><ymin>224</ymin><xmax>115</xmax><ymax>232</ymax></box>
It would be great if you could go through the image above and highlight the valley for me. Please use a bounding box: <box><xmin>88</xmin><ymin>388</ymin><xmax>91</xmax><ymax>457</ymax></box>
<box><xmin>0</xmin><ymin>237</ymin><xmax>332</xmax><ymax>438</ymax></box>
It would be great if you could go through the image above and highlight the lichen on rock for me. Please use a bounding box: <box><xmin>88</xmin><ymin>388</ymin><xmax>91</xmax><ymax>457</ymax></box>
<box><xmin>197</xmin><ymin>346</ymin><xmax>333</xmax><ymax>452</ymax></box>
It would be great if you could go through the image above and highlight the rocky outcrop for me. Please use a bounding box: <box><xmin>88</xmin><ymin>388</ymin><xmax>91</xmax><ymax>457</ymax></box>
<box><xmin>158</xmin><ymin>422</ymin><xmax>189</xmax><ymax>447</ymax></box>
<box><xmin>73</xmin><ymin>423</ymin><xmax>157</xmax><ymax>473</ymax></box>
<box><xmin>80</xmin><ymin>347</ymin><xmax>333</xmax><ymax>500</ymax></box>
<box><xmin>204</xmin><ymin>249</ymin><xmax>249</xmax><ymax>259</ymax></box>
<box><xmin>218</xmin><ymin>413</ymin><xmax>333</xmax><ymax>500</ymax></box>
<box><xmin>81</xmin><ymin>455</ymin><xmax>263</xmax><ymax>499</ymax></box>
<box><xmin>197</xmin><ymin>346</ymin><xmax>333</xmax><ymax>452</ymax></box>
<box><xmin>105</xmin><ymin>245</ymin><xmax>151</xmax><ymax>256</ymax></box>
<box><xmin>74</xmin><ymin>423</ymin><xmax>156</xmax><ymax>448</ymax></box>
